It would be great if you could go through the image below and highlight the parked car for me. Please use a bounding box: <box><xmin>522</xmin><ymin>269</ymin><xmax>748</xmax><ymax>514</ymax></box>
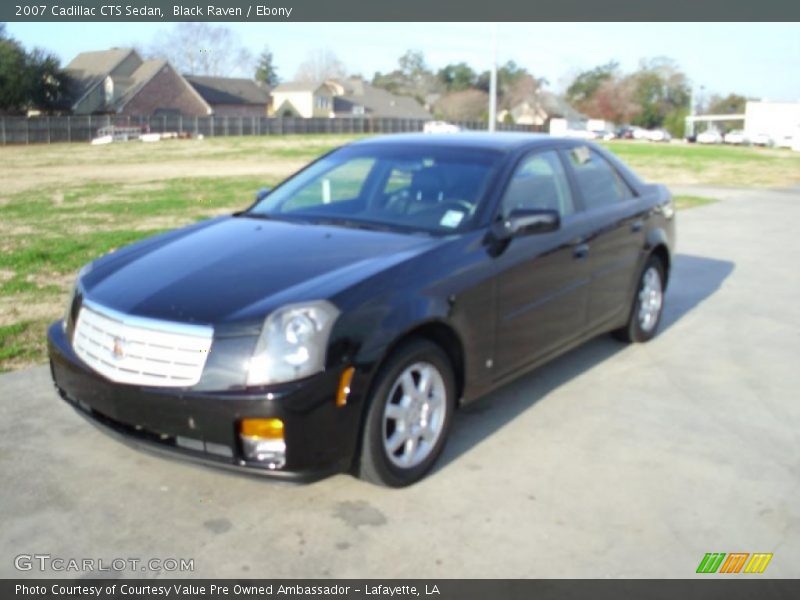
<box><xmin>592</xmin><ymin>129</ymin><xmax>616</xmax><ymax>141</ymax></box>
<box><xmin>697</xmin><ymin>130</ymin><xmax>723</xmax><ymax>144</ymax></box>
<box><xmin>776</xmin><ymin>135</ymin><xmax>794</xmax><ymax>149</ymax></box>
<box><xmin>646</xmin><ymin>129</ymin><xmax>672</xmax><ymax>143</ymax></box>
<box><xmin>751</xmin><ymin>132</ymin><xmax>774</xmax><ymax>147</ymax></box>
<box><xmin>631</xmin><ymin>127</ymin><xmax>649</xmax><ymax>140</ymax></box>
<box><xmin>723</xmin><ymin>129</ymin><xmax>749</xmax><ymax>145</ymax></box>
<box><xmin>423</xmin><ymin>121</ymin><xmax>462</xmax><ymax>134</ymax></box>
<box><xmin>615</xmin><ymin>126</ymin><xmax>635</xmax><ymax>139</ymax></box>
<box><xmin>562</xmin><ymin>129</ymin><xmax>599</xmax><ymax>140</ymax></box>
<box><xmin>49</xmin><ymin>133</ymin><xmax>675</xmax><ymax>486</ymax></box>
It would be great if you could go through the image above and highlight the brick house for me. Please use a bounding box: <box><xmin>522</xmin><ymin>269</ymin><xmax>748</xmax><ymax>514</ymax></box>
<box><xmin>65</xmin><ymin>48</ymin><xmax>212</xmax><ymax>117</ymax></box>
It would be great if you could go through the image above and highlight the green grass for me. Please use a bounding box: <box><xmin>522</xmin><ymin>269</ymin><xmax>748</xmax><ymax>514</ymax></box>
<box><xmin>601</xmin><ymin>140</ymin><xmax>800</xmax><ymax>188</ymax></box>
<box><xmin>0</xmin><ymin>322</ymin><xmax>41</xmax><ymax>370</ymax></box>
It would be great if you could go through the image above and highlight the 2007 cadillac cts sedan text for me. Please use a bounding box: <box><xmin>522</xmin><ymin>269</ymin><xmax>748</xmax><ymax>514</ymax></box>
<box><xmin>48</xmin><ymin>133</ymin><xmax>675</xmax><ymax>486</ymax></box>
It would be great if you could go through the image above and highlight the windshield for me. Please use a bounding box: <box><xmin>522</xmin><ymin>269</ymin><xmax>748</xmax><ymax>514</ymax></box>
<box><xmin>248</xmin><ymin>144</ymin><xmax>504</xmax><ymax>234</ymax></box>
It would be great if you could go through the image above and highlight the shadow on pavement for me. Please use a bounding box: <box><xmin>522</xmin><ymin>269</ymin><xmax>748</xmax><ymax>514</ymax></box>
<box><xmin>439</xmin><ymin>253</ymin><xmax>735</xmax><ymax>471</ymax></box>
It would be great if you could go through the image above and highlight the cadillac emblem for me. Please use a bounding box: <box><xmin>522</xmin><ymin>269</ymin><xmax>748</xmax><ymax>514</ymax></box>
<box><xmin>112</xmin><ymin>337</ymin><xmax>125</xmax><ymax>360</ymax></box>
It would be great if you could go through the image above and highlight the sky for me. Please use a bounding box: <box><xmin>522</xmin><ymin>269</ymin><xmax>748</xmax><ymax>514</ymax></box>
<box><xmin>6</xmin><ymin>22</ymin><xmax>800</xmax><ymax>101</ymax></box>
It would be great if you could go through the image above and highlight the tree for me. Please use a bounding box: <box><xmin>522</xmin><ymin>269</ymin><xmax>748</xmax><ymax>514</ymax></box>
<box><xmin>0</xmin><ymin>28</ymin><xmax>68</xmax><ymax>114</ymax></box>
<box><xmin>434</xmin><ymin>89</ymin><xmax>489</xmax><ymax>121</ymax></box>
<box><xmin>148</xmin><ymin>23</ymin><xmax>253</xmax><ymax>76</ymax></box>
<box><xmin>503</xmin><ymin>73</ymin><xmax>547</xmax><ymax>110</ymax></box>
<box><xmin>629</xmin><ymin>58</ymin><xmax>691</xmax><ymax>131</ymax></box>
<box><xmin>565</xmin><ymin>61</ymin><xmax>619</xmax><ymax>111</ymax></box>
<box><xmin>398</xmin><ymin>50</ymin><xmax>429</xmax><ymax>87</ymax></box>
<box><xmin>707</xmin><ymin>93</ymin><xmax>747</xmax><ymax>115</ymax></box>
<box><xmin>583</xmin><ymin>76</ymin><xmax>641</xmax><ymax>124</ymax></box>
<box><xmin>0</xmin><ymin>34</ymin><xmax>27</xmax><ymax>113</ymax></box>
<box><xmin>24</xmin><ymin>48</ymin><xmax>69</xmax><ymax>111</ymax></box>
<box><xmin>476</xmin><ymin>60</ymin><xmax>528</xmax><ymax>96</ymax></box>
<box><xmin>295</xmin><ymin>48</ymin><xmax>346</xmax><ymax>82</ymax></box>
<box><xmin>373</xmin><ymin>50</ymin><xmax>438</xmax><ymax>102</ymax></box>
<box><xmin>254</xmin><ymin>46</ymin><xmax>279</xmax><ymax>87</ymax></box>
<box><xmin>437</xmin><ymin>63</ymin><xmax>477</xmax><ymax>92</ymax></box>
<box><xmin>663</xmin><ymin>107</ymin><xmax>689</xmax><ymax>138</ymax></box>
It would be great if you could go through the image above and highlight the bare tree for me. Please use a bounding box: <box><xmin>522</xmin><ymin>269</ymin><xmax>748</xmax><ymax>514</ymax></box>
<box><xmin>503</xmin><ymin>73</ymin><xmax>547</xmax><ymax>110</ymax></box>
<box><xmin>148</xmin><ymin>23</ymin><xmax>253</xmax><ymax>76</ymax></box>
<box><xmin>585</xmin><ymin>77</ymin><xmax>641</xmax><ymax>124</ymax></box>
<box><xmin>434</xmin><ymin>89</ymin><xmax>489</xmax><ymax>121</ymax></box>
<box><xmin>294</xmin><ymin>49</ymin><xmax>346</xmax><ymax>82</ymax></box>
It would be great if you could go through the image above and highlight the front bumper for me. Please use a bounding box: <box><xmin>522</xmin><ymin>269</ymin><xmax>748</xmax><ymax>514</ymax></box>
<box><xmin>47</xmin><ymin>322</ymin><xmax>362</xmax><ymax>481</ymax></box>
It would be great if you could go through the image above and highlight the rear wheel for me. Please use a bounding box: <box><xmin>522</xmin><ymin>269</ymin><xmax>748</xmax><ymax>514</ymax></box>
<box><xmin>358</xmin><ymin>339</ymin><xmax>456</xmax><ymax>487</ymax></box>
<box><xmin>614</xmin><ymin>255</ymin><xmax>665</xmax><ymax>343</ymax></box>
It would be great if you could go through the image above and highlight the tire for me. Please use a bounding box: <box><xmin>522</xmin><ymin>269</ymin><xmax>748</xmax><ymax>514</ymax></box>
<box><xmin>358</xmin><ymin>339</ymin><xmax>456</xmax><ymax>487</ymax></box>
<box><xmin>613</xmin><ymin>255</ymin><xmax>666</xmax><ymax>343</ymax></box>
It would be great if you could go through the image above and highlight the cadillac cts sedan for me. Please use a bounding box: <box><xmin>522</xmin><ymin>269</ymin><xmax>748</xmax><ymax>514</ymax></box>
<box><xmin>48</xmin><ymin>133</ymin><xmax>675</xmax><ymax>486</ymax></box>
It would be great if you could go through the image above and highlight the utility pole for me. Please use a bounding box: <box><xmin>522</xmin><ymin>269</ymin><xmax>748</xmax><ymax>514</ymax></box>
<box><xmin>488</xmin><ymin>23</ymin><xmax>498</xmax><ymax>132</ymax></box>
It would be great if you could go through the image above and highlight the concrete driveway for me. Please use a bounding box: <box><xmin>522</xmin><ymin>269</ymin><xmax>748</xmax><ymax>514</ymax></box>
<box><xmin>1</xmin><ymin>186</ymin><xmax>798</xmax><ymax>578</ymax></box>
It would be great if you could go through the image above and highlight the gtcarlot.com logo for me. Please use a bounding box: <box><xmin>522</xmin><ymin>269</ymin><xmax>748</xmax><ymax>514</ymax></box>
<box><xmin>14</xmin><ymin>554</ymin><xmax>194</xmax><ymax>573</ymax></box>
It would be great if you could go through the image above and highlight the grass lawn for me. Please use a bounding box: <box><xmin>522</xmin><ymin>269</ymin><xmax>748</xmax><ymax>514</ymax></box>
<box><xmin>0</xmin><ymin>135</ymin><xmax>796</xmax><ymax>371</ymax></box>
<box><xmin>602</xmin><ymin>140</ymin><xmax>800</xmax><ymax>188</ymax></box>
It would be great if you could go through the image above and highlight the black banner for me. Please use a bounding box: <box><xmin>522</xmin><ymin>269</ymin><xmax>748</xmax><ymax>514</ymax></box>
<box><xmin>4</xmin><ymin>580</ymin><xmax>800</xmax><ymax>600</ymax></box>
<box><xmin>4</xmin><ymin>0</ymin><xmax>800</xmax><ymax>22</ymax></box>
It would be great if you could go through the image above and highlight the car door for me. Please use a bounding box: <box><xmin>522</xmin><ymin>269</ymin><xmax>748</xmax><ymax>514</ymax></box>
<box><xmin>563</xmin><ymin>145</ymin><xmax>647</xmax><ymax>329</ymax></box>
<box><xmin>492</xmin><ymin>148</ymin><xmax>592</xmax><ymax>380</ymax></box>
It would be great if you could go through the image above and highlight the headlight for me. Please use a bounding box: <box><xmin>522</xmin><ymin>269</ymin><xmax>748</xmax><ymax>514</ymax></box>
<box><xmin>246</xmin><ymin>300</ymin><xmax>340</xmax><ymax>386</ymax></box>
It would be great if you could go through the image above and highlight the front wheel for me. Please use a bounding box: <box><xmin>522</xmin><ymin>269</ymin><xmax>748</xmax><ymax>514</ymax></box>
<box><xmin>358</xmin><ymin>339</ymin><xmax>456</xmax><ymax>487</ymax></box>
<box><xmin>614</xmin><ymin>256</ymin><xmax>666</xmax><ymax>343</ymax></box>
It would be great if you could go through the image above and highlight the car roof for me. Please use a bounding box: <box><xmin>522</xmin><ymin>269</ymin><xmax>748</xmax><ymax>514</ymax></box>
<box><xmin>351</xmin><ymin>132</ymin><xmax>558</xmax><ymax>153</ymax></box>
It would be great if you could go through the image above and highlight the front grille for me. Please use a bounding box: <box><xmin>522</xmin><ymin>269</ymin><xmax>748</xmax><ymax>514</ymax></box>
<box><xmin>72</xmin><ymin>299</ymin><xmax>213</xmax><ymax>387</ymax></box>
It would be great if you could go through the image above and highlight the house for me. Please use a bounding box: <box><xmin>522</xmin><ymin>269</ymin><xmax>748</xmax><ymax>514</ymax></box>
<box><xmin>269</xmin><ymin>77</ymin><xmax>432</xmax><ymax>120</ymax></box>
<box><xmin>497</xmin><ymin>101</ymin><xmax>548</xmax><ymax>126</ymax></box>
<box><xmin>269</xmin><ymin>81</ymin><xmax>337</xmax><ymax>118</ymax></box>
<box><xmin>184</xmin><ymin>76</ymin><xmax>271</xmax><ymax>117</ymax></box>
<box><xmin>65</xmin><ymin>48</ymin><xmax>212</xmax><ymax>117</ymax></box>
<box><xmin>328</xmin><ymin>77</ymin><xmax>432</xmax><ymax>120</ymax></box>
<box><xmin>498</xmin><ymin>92</ymin><xmax>586</xmax><ymax>128</ymax></box>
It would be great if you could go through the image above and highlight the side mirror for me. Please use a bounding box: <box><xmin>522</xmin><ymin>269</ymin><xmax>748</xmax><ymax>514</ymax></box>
<box><xmin>503</xmin><ymin>208</ymin><xmax>560</xmax><ymax>237</ymax></box>
<box><xmin>255</xmin><ymin>187</ymin><xmax>272</xmax><ymax>202</ymax></box>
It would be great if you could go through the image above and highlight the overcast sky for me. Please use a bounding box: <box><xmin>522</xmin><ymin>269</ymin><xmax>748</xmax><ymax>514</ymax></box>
<box><xmin>7</xmin><ymin>22</ymin><xmax>800</xmax><ymax>101</ymax></box>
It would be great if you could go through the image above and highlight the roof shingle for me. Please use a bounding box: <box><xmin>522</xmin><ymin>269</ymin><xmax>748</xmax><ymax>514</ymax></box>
<box><xmin>185</xmin><ymin>75</ymin><xmax>270</xmax><ymax>106</ymax></box>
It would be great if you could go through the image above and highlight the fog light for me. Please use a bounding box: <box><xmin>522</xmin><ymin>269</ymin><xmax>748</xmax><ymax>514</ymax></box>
<box><xmin>240</xmin><ymin>418</ymin><xmax>286</xmax><ymax>469</ymax></box>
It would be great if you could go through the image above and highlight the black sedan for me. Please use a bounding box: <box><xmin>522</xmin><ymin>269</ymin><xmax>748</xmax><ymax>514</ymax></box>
<box><xmin>48</xmin><ymin>133</ymin><xmax>675</xmax><ymax>486</ymax></box>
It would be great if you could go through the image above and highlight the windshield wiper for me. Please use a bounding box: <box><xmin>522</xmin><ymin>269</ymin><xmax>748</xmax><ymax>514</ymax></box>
<box><xmin>237</xmin><ymin>212</ymin><xmax>297</xmax><ymax>223</ymax></box>
<box><xmin>301</xmin><ymin>216</ymin><xmax>401</xmax><ymax>233</ymax></box>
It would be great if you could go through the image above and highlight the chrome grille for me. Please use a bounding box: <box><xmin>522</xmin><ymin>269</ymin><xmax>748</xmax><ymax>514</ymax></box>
<box><xmin>72</xmin><ymin>299</ymin><xmax>213</xmax><ymax>387</ymax></box>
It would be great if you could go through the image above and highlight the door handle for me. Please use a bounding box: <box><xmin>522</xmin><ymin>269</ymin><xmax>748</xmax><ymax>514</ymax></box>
<box><xmin>631</xmin><ymin>220</ymin><xmax>643</xmax><ymax>233</ymax></box>
<box><xmin>573</xmin><ymin>243</ymin><xmax>590</xmax><ymax>259</ymax></box>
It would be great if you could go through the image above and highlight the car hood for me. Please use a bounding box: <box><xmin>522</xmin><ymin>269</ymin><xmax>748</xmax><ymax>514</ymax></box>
<box><xmin>83</xmin><ymin>216</ymin><xmax>443</xmax><ymax>328</ymax></box>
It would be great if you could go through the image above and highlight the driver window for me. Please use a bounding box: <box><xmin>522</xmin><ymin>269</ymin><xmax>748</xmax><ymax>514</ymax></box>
<box><xmin>501</xmin><ymin>150</ymin><xmax>575</xmax><ymax>217</ymax></box>
<box><xmin>281</xmin><ymin>158</ymin><xmax>374</xmax><ymax>212</ymax></box>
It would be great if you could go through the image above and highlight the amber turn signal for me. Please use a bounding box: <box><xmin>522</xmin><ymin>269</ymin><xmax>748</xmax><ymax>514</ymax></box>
<box><xmin>240</xmin><ymin>418</ymin><xmax>284</xmax><ymax>440</ymax></box>
<box><xmin>336</xmin><ymin>367</ymin><xmax>355</xmax><ymax>407</ymax></box>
